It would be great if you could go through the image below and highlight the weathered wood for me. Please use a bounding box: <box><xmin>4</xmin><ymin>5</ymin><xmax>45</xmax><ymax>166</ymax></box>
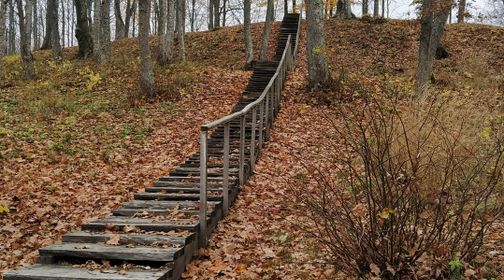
<box><xmin>134</xmin><ymin>192</ymin><xmax>222</xmax><ymax>201</ymax></box>
<box><xmin>3</xmin><ymin>264</ymin><xmax>170</xmax><ymax>280</ymax></box>
<box><xmin>62</xmin><ymin>231</ymin><xmax>193</xmax><ymax>246</ymax></box>
<box><xmin>81</xmin><ymin>216</ymin><xmax>199</xmax><ymax>232</ymax></box>
<box><xmin>39</xmin><ymin>242</ymin><xmax>183</xmax><ymax>263</ymax></box>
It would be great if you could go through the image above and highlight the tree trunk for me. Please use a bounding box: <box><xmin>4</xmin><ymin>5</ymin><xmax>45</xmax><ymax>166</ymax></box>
<box><xmin>176</xmin><ymin>0</ymin><xmax>185</xmax><ymax>62</ymax></box>
<box><xmin>284</xmin><ymin>0</ymin><xmax>288</xmax><ymax>15</ymax></box>
<box><xmin>75</xmin><ymin>0</ymin><xmax>93</xmax><ymax>58</ymax></box>
<box><xmin>41</xmin><ymin>0</ymin><xmax>52</xmax><ymax>49</ymax></box>
<box><xmin>336</xmin><ymin>0</ymin><xmax>351</xmax><ymax>19</ymax></box>
<box><xmin>306</xmin><ymin>0</ymin><xmax>329</xmax><ymax>88</ymax></box>
<box><xmin>48</xmin><ymin>0</ymin><xmax>62</xmax><ymax>57</ymax></box>
<box><xmin>415</xmin><ymin>0</ymin><xmax>450</xmax><ymax>98</ymax></box>
<box><xmin>214</xmin><ymin>0</ymin><xmax>220</xmax><ymax>28</ymax></box>
<box><xmin>157</xmin><ymin>0</ymin><xmax>168</xmax><ymax>64</ymax></box>
<box><xmin>138</xmin><ymin>0</ymin><xmax>155</xmax><ymax>98</ymax></box>
<box><xmin>362</xmin><ymin>0</ymin><xmax>369</xmax><ymax>16</ymax></box>
<box><xmin>33</xmin><ymin>0</ymin><xmax>39</xmax><ymax>49</ymax></box>
<box><xmin>0</xmin><ymin>0</ymin><xmax>7</xmax><ymax>58</ymax></box>
<box><xmin>114</xmin><ymin>0</ymin><xmax>126</xmax><ymax>39</ymax></box>
<box><xmin>93</xmin><ymin>0</ymin><xmax>102</xmax><ymax>62</ymax></box>
<box><xmin>190</xmin><ymin>0</ymin><xmax>195</xmax><ymax>31</ymax></box>
<box><xmin>101</xmin><ymin>0</ymin><xmax>111</xmax><ymax>58</ymax></box>
<box><xmin>457</xmin><ymin>0</ymin><xmax>466</xmax><ymax>23</ymax></box>
<box><xmin>62</xmin><ymin>0</ymin><xmax>66</xmax><ymax>47</ymax></box>
<box><xmin>381</xmin><ymin>0</ymin><xmax>385</xmax><ymax>17</ymax></box>
<box><xmin>8</xmin><ymin>0</ymin><xmax>15</xmax><ymax>53</ymax></box>
<box><xmin>259</xmin><ymin>0</ymin><xmax>274</xmax><ymax>61</ymax></box>
<box><xmin>125</xmin><ymin>0</ymin><xmax>136</xmax><ymax>37</ymax></box>
<box><xmin>16</xmin><ymin>0</ymin><xmax>36</xmax><ymax>79</ymax></box>
<box><xmin>208</xmin><ymin>0</ymin><xmax>214</xmax><ymax>30</ymax></box>
<box><xmin>243</xmin><ymin>0</ymin><xmax>253</xmax><ymax>68</ymax></box>
<box><xmin>373</xmin><ymin>0</ymin><xmax>379</xmax><ymax>17</ymax></box>
<box><xmin>222</xmin><ymin>0</ymin><xmax>226</xmax><ymax>26</ymax></box>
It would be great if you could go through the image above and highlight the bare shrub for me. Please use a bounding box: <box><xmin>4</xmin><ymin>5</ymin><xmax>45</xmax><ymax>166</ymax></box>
<box><xmin>292</xmin><ymin>96</ymin><xmax>504</xmax><ymax>279</ymax></box>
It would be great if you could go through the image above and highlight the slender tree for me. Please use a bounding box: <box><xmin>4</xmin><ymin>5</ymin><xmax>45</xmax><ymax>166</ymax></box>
<box><xmin>93</xmin><ymin>0</ymin><xmax>102</xmax><ymax>62</ymax></box>
<box><xmin>176</xmin><ymin>0</ymin><xmax>185</xmax><ymax>62</ymax></box>
<box><xmin>15</xmin><ymin>0</ymin><xmax>35</xmax><ymax>79</ymax></box>
<box><xmin>114</xmin><ymin>0</ymin><xmax>126</xmax><ymax>39</ymax></box>
<box><xmin>75</xmin><ymin>0</ymin><xmax>93</xmax><ymax>58</ymax></box>
<box><xmin>138</xmin><ymin>0</ymin><xmax>155</xmax><ymax>98</ymax></box>
<box><xmin>8</xmin><ymin>0</ymin><xmax>14</xmax><ymax>54</ymax></box>
<box><xmin>125</xmin><ymin>0</ymin><xmax>137</xmax><ymax>37</ymax></box>
<box><xmin>415</xmin><ymin>0</ymin><xmax>451</xmax><ymax>98</ymax></box>
<box><xmin>243</xmin><ymin>0</ymin><xmax>253</xmax><ymax>68</ymax></box>
<box><xmin>48</xmin><ymin>0</ymin><xmax>62</xmax><ymax>58</ymax></box>
<box><xmin>33</xmin><ymin>0</ymin><xmax>38</xmax><ymax>49</ymax></box>
<box><xmin>41</xmin><ymin>1</ymin><xmax>52</xmax><ymax>49</ymax></box>
<box><xmin>457</xmin><ymin>0</ymin><xmax>466</xmax><ymax>23</ymax></box>
<box><xmin>208</xmin><ymin>0</ymin><xmax>214</xmax><ymax>29</ymax></box>
<box><xmin>214</xmin><ymin>0</ymin><xmax>220</xmax><ymax>28</ymax></box>
<box><xmin>306</xmin><ymin>0</ymin><xmax>329</xmax><ymax>88</ymax></box>
<box><xmin>374</xmin><ymin>0</ymin><xmax>379</xmax><ymax>16</ymax></box>
<box><xmin>157</xmin><ymin>0</ymin><xmax>168</xmax><ymax>64</ymax></box>
<box><xmin>363</xmin><ymin>0</ymin><xmax>369</xmax><ymax>16</ymax></box>
<box><xmin>0</xmin><ymin>0</ymin><xmax>7</xmax><ymax>58</ymax></box>
<box><xmin>101</xmin><ymin>0</ymin><xmax>111</xmax><ymax>58</ymax></box>
<box><xmin>259</xmin><ymin>0</ymin><xmax>274</xmax><ymax>61</ymax></box>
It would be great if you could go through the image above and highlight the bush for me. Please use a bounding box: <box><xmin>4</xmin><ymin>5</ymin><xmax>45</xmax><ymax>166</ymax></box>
<box><xmin>292</xmin><ymin>96</ymin><xmax>504</xmax><ymax>279</ymax></box>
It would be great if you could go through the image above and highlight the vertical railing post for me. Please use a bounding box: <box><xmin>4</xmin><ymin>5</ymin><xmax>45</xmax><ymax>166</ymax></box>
<box><xmin>223</xmin><ymin>123</ymin><xmax>230</xmax><ymax>216</ymax></box>
<box><xmin>265</xmin><ymin>93</ymin><xmax>270</xmax><ymax>140</ymax></box>
<box><xmin>250</xmin><ymin>107</ymin><xmax>257</xmax><ymax>170</ymax></box>
<box><xmin>239</xmin><ymin>115</ymin><xmax>246</xmax><ymax>185</ymax></box>
<box><xmin>199</xmin><ymin>130</ymin><xmax>208</xmax><ymax>248</ymax></box>
<box><xmin>259</xmin><ymin>100</ymin><xmax>264</xmax><ymax>149</ymax></box>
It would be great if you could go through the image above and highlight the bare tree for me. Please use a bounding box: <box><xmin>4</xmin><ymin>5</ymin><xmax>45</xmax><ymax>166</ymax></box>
<box><xmin>93</xmin><ymin>0</ymin><xmax>102</xmax><ymax>62</ymax></box>
<box><xmin>33</xmin><ymin>0</ymin><xmax>39</xmax><ymax>49</ymax></box>
<box><xmin>16</xmin><ymin>0</ymin><xmax>35</xmax><ymax>79</ymax></box>
<box><xmin>415</xmin><ymin>0</ymin><xmax>451</xmax><ymax>98</ymax></box>
<box><xmin>157</xmin><ymin>0</ymin><xmax>168</xmax><ymax>64</ymax></box>
<box><xmin>138</xmin><ymin>0</ymin><xmax>155</xmax><ymax>98</ymax></box>
<box><xmin>49</xmin><ymin>0</ymin><xmax>62</xmax><ymax>57</ymax></box>
<box><xmin>214</xmin><ymin>0</ymin><xmax>220</xmax><ymax>28</ymax></box>
<box><xmin>0</xmin><ymin>0</ymin><xmax>7</xmax><ymax>58</ymax></box>
<box><xmin>75</xmin><ymin>0</ymin><xmax>93</xmax><ymax>58</ymax></box>
<box><xmin>114</xmin><ymin>0</ymin><xmax>126</xmax><ymax>39</ymax></box>
<box><xmin>374</xmin><ymin>0</ymin><xmax>379</xmax><ymax>16</ymax></box>
<box><xmin>259</xmin><ymin>0</ymin><xmax>274</xmax><ymax>61</ymax></box>
<box><xmin>8</xmin><ymin>0</ymin><xmax>14</xmax><ymax>54</ymax></box>
<box><xmin>243</xmin><ymin>0</ymin><xmax>253</xmax><ymax>68</ymax></box>
<box><xmin>306</xmin><ymin>0</ymin><xmax>329</xmax><ymax>88</ymax></box>
<box><xmin>124</xmin><ymin>0</ymin><xmax>136</xmax><ymax>37</ymax></box>
<box><xmin>176</xmin><ymin>0</ymin><xmax>185</xmax><ymax>62</ymax></box>
<box><xmin>457</xmin><ymin>0</ymin><xmax>466</xmax><ymax>22</ymax></box>
<box><xmin>363</xmin><ymin>0</ymin><xmax>369</xmax><ymax>15</ymax></box>
<box><xmin>101</xmin><ymin>0</ymin><xmax>111</xmax><ymax>58</ymax></box>
<box><xmin>208</xmin><ymin>0</ymin><xmax>214</xmax><ymax>29</ymax></box>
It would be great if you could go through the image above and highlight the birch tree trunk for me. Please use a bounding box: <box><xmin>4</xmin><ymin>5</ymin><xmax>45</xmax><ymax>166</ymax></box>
<box><xmin>75</xmin><ymin>0</ymin><xmax>93</xmax><ymax>58</ymax></box>
<box><xmin>0</xmin><ymin>0</ymin><xmax>7</xmax><ymax>58</ymax></box>
<box><xmin>307</xmin><ymin>0</ymin><xmax>329</xmax><ymax>88</ymax></box>
<box><xmin>62</xmin><ymin>0</ymin><xmax>65</xmax><ymax>47</ymax></box>
<box><xmin>114</xmin><ymin>0</ymin><xmax>126</xmax><ymax>39</ymax></box>
<box><xmin>101</xmin><ymin>0</ymin><xmax>111</xmax><ymax>58</ymax></box>
<box><xmin>138</xmin><ymin>0</ymin><xmax>155</xmax><ymax>98</ymax></box>
<box><xmin>16</xmin><ymin>0</ymin><xmax>36</xmax><ymax>79</ymax></box>
<box><xmin>93</xmin><ymin>0</ymin><xmax>102</xmax><ymax>62</ymax></box>
<box><xmin>48</xmin><ymin>0</ymin><xmax>62</xmax><ymax>58</ymax></box>
<box><xmin>243</xmin><ymin>0</ymin><xmax>253</xmax><ymax>68</ymax></box>
<box><xmin>176</xmin><ymin>0</ymin><xmax>185</xmax><ymax>62</ymax></box>
<box><xmin>415</xmin><ymin>0</ymin><xmax>451</xmax><ymax>99</ymax></box>
<box><xmin>157</xmin><ymin>0</ymin><xmax>169</xmax><ymax>64</ymax></box>
<box><xmin>259</xmin><ymin>0</ymin><xmax>274</xmax><ymax>61</ymax></box>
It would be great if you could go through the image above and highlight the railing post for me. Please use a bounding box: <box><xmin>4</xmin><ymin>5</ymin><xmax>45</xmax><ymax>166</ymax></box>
<box><xmin>199</xmin><ymin>130</ymin><xmax>208</xmax><ymax>248</ymax></box>
<box><xmin>223</xmin><ymin>123</ymin><xmax>230</xmax><ymax>216</ymax></box>
<box><xmin>265</xmin><ymin>93</ymin><xmax>270</xmax><ymax>140</ymax></box>
<box><xmin>259</xmin><ymin>100</ymin><xmax>264</xmax><ymax>149</ymax></box>
<box><xmin>239</xmin><ymin>115</ymin><xmax>246</xmax><ymax>185</ymax></box>
<box><xmin>250</xmin><ymin>107</ymin><xmax>257</xmax><ymax>170</ymax></box>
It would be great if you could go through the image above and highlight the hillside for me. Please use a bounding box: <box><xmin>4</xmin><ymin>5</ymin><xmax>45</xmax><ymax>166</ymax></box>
<box><xmin>1</xmin><ymin>18</ymin><xmax>504</xmax><ymax>279</ymax></box>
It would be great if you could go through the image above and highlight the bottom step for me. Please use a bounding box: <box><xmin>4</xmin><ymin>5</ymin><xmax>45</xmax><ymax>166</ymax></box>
<box><xmin>3</xmin><ymin>264</ymin><xmax>170</xmax><ymax>280</ymax></box>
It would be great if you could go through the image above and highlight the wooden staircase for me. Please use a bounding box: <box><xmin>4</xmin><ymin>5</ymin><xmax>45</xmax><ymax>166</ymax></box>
<box><xmin>4</xmin><ymin>13</ymin><xmax>301</xmax><ymax>280</ymax></box>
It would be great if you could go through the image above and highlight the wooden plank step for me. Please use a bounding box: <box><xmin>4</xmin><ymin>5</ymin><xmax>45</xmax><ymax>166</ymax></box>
<box><xmin>134</xmin><ymin>192</ymin><xmax>222</xmax><ymax>201</ymax></box>
<box><xmin>112</xmin><ymin>207</ymin><xmax>207</xmax><ymax>217</ymax></box>
<box><xmin>62</xmin><ymin>231</ymin><xmax>192</xmax><ymax>247</ymax></box>
<box><xmin>39</xmin><ymin>242</ymin><xmax>183</xmax><ymax>263</ymax></box>
<box><xmin>3</xmin><ymin>264</ymin><xmax>170</xmax><ymax>280</ymax></box>
<box><xmin>144</xmin><ymin>187</ymin><xmax>224</xmax><ymax>193</ymax></box>
<box><xmin>81</xmin><ymin>216</ymin><xmax>199</xmax><ymax>232</ymax></box>
<box><xmin>153</xmin><ymin>181</ymin><xmax>225</xmax><ymax>188</ymax></box>
<box><xmin>121</xmin><ymin>200</ymin><xmax>221</xmax><ymax>209</ymax></box>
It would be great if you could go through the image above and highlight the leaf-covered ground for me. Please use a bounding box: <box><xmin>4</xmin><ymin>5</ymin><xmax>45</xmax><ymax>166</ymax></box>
<box><xmin>0</xmin><ymin>22</ymin><xmax>277</xmax><ymax>278</ymax></box>
<box><xmin>1</xmin><ymin>18</ymin><xmax>504</xmax><ymax>279</ymax></box>
<box><xmin>182</xmin><ymin>19</ymin><xmax>504</xmax><ymax>279</ymax></box>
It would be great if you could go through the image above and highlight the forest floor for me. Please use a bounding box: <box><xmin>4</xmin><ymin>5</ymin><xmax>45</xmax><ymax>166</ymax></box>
<box><xmin>1</xmin><ymin>18</ymin><xmax>504</xmax><ymax>279</ymax></box>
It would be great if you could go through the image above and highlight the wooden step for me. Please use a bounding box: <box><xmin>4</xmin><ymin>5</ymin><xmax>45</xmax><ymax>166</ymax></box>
<box><xmin>134</xmin><ymin>192</ymin><xmax>222</xmax><ymax>201</ymax></box>
<box><xmin>81</xmin><ymin>216</ymin><xmax>199</xmax><ymax>232</ymax></box>
<box><xmin>62</xmin><ymin>231</ymin><xmax>193</xmax><ymax>247</ymax></box>
<box><xmin>3</xmin><ymin>264</ymin><xmax>170</xmax><ymax>280</ymax></box>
